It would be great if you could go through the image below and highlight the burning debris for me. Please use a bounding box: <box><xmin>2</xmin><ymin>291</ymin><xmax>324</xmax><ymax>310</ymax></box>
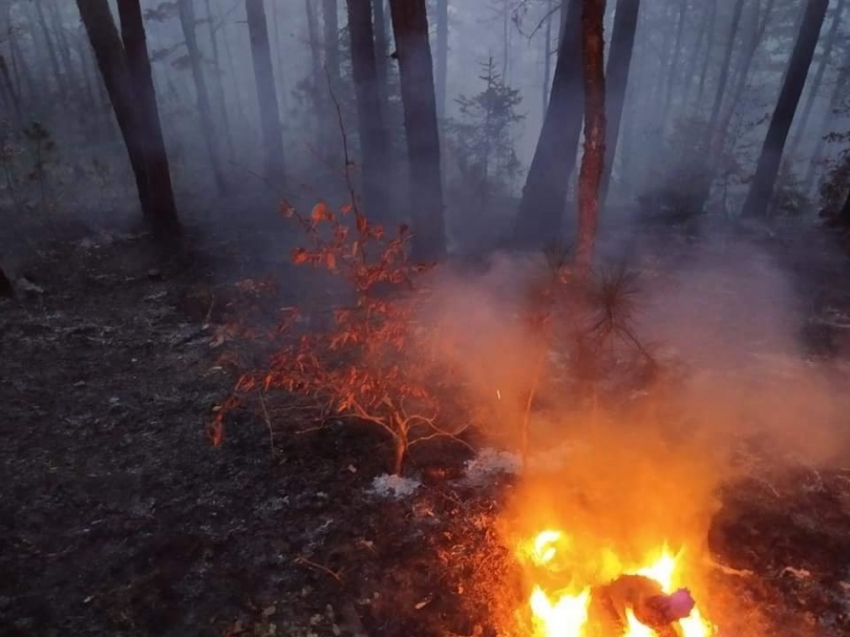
<box><xmin>518</xmin><ymin>530</ymin><xmax>715</xmax><ymax>637</ymax></box>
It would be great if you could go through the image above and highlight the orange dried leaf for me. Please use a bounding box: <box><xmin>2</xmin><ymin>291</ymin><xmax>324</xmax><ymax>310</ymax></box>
<box><xmin>340</xmin><ymin>203</ymin><xmax>353</xmax><ymax>215</ymax></box>
<box><xmin>311</xmin><ymin>202</ymin><xmax>329</xmax><ymax>221</ymax></box>
<box><xmin>292</xmin><ymin>247</ymin><xmax>309</xmax><ymax>263</ymax></box>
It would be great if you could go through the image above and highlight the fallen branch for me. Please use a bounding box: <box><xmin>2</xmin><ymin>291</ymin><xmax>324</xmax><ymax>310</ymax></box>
<box><xmin>294</xmin><ymin>555</ymin><xmax>342</xmax><ymax>582</ymax></box>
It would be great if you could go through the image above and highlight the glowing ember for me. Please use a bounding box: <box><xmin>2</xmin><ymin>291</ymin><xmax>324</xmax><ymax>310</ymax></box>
<box><xmin>521</xmin><ymin>531</ymin><xmax>716</xmax><ymax>637</ymax></box>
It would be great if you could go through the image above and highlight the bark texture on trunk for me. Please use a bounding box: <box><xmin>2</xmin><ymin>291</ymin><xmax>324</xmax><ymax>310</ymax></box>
<box><xmin>744</xmin><ymin>0</ymin><xmax>829</xmax><ymax>218</ymax></box>
<box><xmin>789</xmin><ymin>0</ymin><xmax>846</xmax><ymax>157</ymax></box>
<box><xmin>346</xmin><ymin>0</ymin><xmax>392</xmax><ymax>219</ymax></box>
<box><xmin>599</xmin><ymin>0</ymin><xmax>640</xmax><ymax>202</ymax></box>
<box><xmin>246</xmin><ymin>0</ymin><xmax>286</xmax><ymax>182</ymax></box>
<box><xmin>117</xmin><ymin>0</ymin><xmax>181</xmax><ymax>241</ymax></box>
<box><xmin>388</xmin><ymin>0</ymin><xmax>446</xmax><ymax>261</ymax></box>
<box><xmin>435</xmin><ymin>0</ymin><xmax>448</xmax><ymax>120</ymax></box>
<box><xmin>514</xmin><ymin>0</ymin><xmax>583</xmax><ymax>248</ymax></box>
<box><xmin>178</xmin><ymin>0</ymin><xmax>227</xmax><ymax>193</ymax></box>
<box><xmin>372</xmin><ymin>0</ymin><xmax>390</xmax><ymax>103</ymax></box>
<box><xmin>77</xmin><ymin>0</ymin><xmax>182</xmax><ymax>242</ymax></box>
<box><xmin>576</xmin><ymin>0</ymin><xmax>607</xmax><ymax>273</ymax></box>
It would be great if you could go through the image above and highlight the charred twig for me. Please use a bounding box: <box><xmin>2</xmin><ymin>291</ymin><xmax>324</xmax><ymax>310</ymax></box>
<box><xmin>294</xmin><ymin>556</ymin><xmax>342</xmax><ymax>582</ymax></box>
<box><xmin>257</xmin><ymin>388</ymin><xmax>275</xmax><ymax>459</ymax></box>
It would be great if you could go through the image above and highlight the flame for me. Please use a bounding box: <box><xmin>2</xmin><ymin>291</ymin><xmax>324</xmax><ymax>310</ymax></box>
<box><xmin>523</xmin><ymin>532</ymin><xmax>716</xmax><ymax>637</ymax></box>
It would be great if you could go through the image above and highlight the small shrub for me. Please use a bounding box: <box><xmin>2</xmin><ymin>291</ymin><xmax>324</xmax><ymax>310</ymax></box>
<box><xmin>211</xmin><ymin>201</ymin><xmax>472</xmax><ymax>475</ymax></box>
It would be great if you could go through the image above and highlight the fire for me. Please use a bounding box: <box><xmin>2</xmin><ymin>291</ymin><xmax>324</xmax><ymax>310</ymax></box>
<box><xmin>521</xmin><ymin>531</ymin><xmax>715</xmax><ymax>637</ymax></box>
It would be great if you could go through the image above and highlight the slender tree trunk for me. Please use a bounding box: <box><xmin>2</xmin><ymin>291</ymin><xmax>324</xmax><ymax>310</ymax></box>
<box><xmin>789</xmin><ymin>0</ymin><xmax>846</xmax><ymax>158</ymax></box>
<box><xmin>204</xmin><ymin>0</ymin><xmax>235</xmax><ymax>161</ymax></box>
<box><xmin>743</xmin><ymin>0</ymin><xmax>830</xmax><ymax>218</ymax></box>
<box><xmin>660</xmin><ymin>0</ymin><xmax>686</xmax><ymax>128</ymax></box>
<box><xmin>306</xmin><ymin>0</ymin><xmax>329</xmax><ymax>153</ymax></box>
<box><xmin>270</xmin><ymin>0</ymin><xmax>288</xmax><ymax>114</ymax></box>
<box><xmin>388</xmin><ymin>0</ymin><xmax>446</xmax><ymax>261</ymax></box>
<box><xmin>706</xmin><ymin>0</ymin><xmax>745</xmax><ymax>141</ymax></box>
<box><xmin>0</xmin><ymin>262</ymin><xmax>12</xmax><ymax>297</ymax></box>
<box><xmin>245</xmin><ymin>0</ymin><xmax>286</xmax><ymax>182</ymax></box>
<box><xmin>0</xmin><ymin>56</ymin><xmax>21</xmax><ymax>122</ymax></box>
<box><xmin>48</xmin><ymin>0</ymin><xmax>82</xmax><ymax>101</ymax></box>
<box><xmin>542</xmin><ymin>0</ymin><xmax>554</xmax><ymax>121</ymax></box>
<box><xmin>514</xmin><ymin>0</ymin><xmax>583</xmax><ymax>247</ymax></box>
<box><xmin>33</xmin><ymin>0</ymin><xmax>67</xmax><ymax>96</ymax></box>
<box><xmin>694</xmin><ymin>0</ymin><xmax>717</xmax><ymax>110</ymax></box>
<box><xmin>679</xmin><ymin>5</ymin><xmax>706</xmax><ymax>110</ymax></box>
<box><xmin>435</xmin><ymin>0</ymin><xmax>448</xmax><ymax>120</ymax></box>
<box><xmin>600</xmin><ymin>0</ymin><xmax>640</xmax><ymax>203</ymax></box>
<box><xmin>576</xmin><ymin>0</ymin><xmax>607</xmax><ymax>273</ymax></box>
<box><xmin>74</xmin><ymin>34</ymin><xmax>99</xmax><ymax>120</ymax></box>
<box><xmin>323</xmin><ymin>0</ymin><xmax>341</xmax><ymax>83</ymax></box>
<box><xmin>837</xmin><ymin>179</ymin><xmax>850</xmax><ymax>227</ymax></box>
<box><xmin>372</xmin><ymin>0</ymin><xmax>390</xmax><ymax>105</ymax></box>
<box><xmin>177</xmin><ymin>0</ymin><xmax>227</xmax><ymax>193</ymax></box>
<box><xmin>116</xmin><ymin>0</ymin><xmax>181</xmax><ymax>242</ymax></box>
<box><xmin>347</xmin><ymin>0</ymin><xmax>392</xmax><ymax>219</ymax></box>
<box><xmin>716</xmin><ymin>0</ymin><xmax>777</xmax><ymax>155</ymax></box>
<box><xmin>76</xmin><ymin>0</ymin><xmax>155</xmax><ymax>230</ymax></box>
<box><xmin>216</xmin><ymin>0</ymin><xmax>249</xmax><ymax>133</ymax></box>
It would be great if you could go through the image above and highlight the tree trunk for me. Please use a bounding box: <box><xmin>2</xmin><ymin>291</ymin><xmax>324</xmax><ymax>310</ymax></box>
<box><xmin>306</xmin><ymin>0</ymin><xmax>329</xmax><ymax>153</ymax></box>
<box><xmin>74</xmin><ymin>33</ymin><xmax>99</xmax><ymax>125</ymax></box>
<box><xmin>216</xmin><ymin>0</ymin><xmax>249</xmax><ymax>133</ymax></box>
<box><xmin>33</xmin><ymin>0</ymin><xmax>67</xmax><ymax>96</ymax></box>
<box><xmin>837</xmin><ymin>180</ymin><xmax>850</xmax><ymax>227</ymax></box>
<box><xmin>514</xmin><ymin>0</ymin><xmax>583</xmax><ymax>248</ymax></box>
<box><xmin>715</xmin><ymin>0</ymin><xmax>777</xmax><ymax>156</ymax></box>
<box><xmin>706</xmin><ymin>0</ymin><xmax>745</xmax><ymax>141</ymax></box>
<box><xmin>245</xmin><ymin>0</ymin><xmax>286</xmax><ymax>182</ymax></box>
<box><xmin>694</xmin><ymin>0</ymin><xmax>717</xmax><ymax>110</ymax></box>
<box><xmin>0</xmin><ymin>263</ymin><xmax>12</xmax><ymax>297</ymax></box>
<box><xmin>271</xmin><ymin>0</ymin><xmax>289</xmax><ymax>115</ymax></box>
<box><xmin>204</xmin><ymin>0</ymin><xmax>235</xmax><ymax>161</ymax></box>
<box><xmin>177</xmin><ymin>0</ymin><xmax>228</xmax><ymax>194</ymax></box>
<box><xmin>576</xmin><ymin>0</ymin><xmax>607</xmax><ymax>273</ymax></box>
<box><xmin>117</xmin><ymin>0</ymin><xmax>182</xmax><ymax>242</ymax></box>
<box><xmin>743</xmin><ymin>0</ymin><xmax>829</xmax><ymax>218</ymax></box>
<box><xmin>0</xmin><ymin>56</ymin><xmax>22</xmax><ymax>123</ymax></box>
<box><xmin>48</xmin><ymin>0</ymin><xmax>84</xmax><ymax>103</ymax></box>
<box><xmin>788</xmin><ymin>0</ymin><xmax>846</xmax><ymax>159</ymax></box>
<box><xmin>388</xmin><ymin>0</ymin><xmax>446</xmax><ymax>261</ymax></box>
<box><xmin>659</xmin><ymin>0</ymin><xmax>686</xmax><ymax>128</ymax></box>
<box><xmin>434</xmin><ymin>0</ymin><xmax>448</xmax><ymax>120</ymax></box>
<box><xmin>76</xmin><ymin>0</ymin><xmax>158</xmax><ymax>233</ymax></box>
<box><xmin>372</xmin><ymin>0</ymin><xmax>390</xmax><ymax>104</ymax></box>
<box><xmin>542</xmin><ymin>0</ymin><xmax>554</xmax><ymax>121</ymax></box>
<box><xmin>323</xmin><ymin>0</ymin><xmax>341</xmax><ymax>84</ymax></box>
<box><xmin>346</xmin><ymin>0</ymin><xmax>392</xmax><ymax>219</ymax></box>
<box><xmin>599</xmin><ymin>0</ymin><xmax>640</xmax><ymax>203</ymax></box>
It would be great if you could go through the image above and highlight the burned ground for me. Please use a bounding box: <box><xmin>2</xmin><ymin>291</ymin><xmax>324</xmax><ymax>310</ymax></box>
<box><xmin>1</xmin><ymin>222</ymin><xmax>850</xmax><ymax>637</ymax></box>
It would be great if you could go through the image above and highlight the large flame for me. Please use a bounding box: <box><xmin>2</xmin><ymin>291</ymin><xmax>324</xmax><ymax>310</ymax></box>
<box><xmin>521</xmin><ymin>530</ymin><xmax>715</xmax><ymax>637</ymax></box>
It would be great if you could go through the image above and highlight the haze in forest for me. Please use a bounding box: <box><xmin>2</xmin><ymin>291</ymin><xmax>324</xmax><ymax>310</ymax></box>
<box><xmin>2</xmin><ymin>0</ymin><xmax>850</xmax><ymax>470</ymax></box>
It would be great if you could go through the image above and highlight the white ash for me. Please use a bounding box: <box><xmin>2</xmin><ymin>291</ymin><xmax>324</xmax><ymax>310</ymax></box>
<box><xmin>370</xmin><ymin>474</ymin><xmax>422</xmax><ymax>498</ymax></box>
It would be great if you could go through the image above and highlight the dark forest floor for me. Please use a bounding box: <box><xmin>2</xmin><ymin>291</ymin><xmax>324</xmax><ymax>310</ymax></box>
<box><xmin>1</xmin><ymin>218</ymin><xmax>850</xmax><ymax>637</ymax></box>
